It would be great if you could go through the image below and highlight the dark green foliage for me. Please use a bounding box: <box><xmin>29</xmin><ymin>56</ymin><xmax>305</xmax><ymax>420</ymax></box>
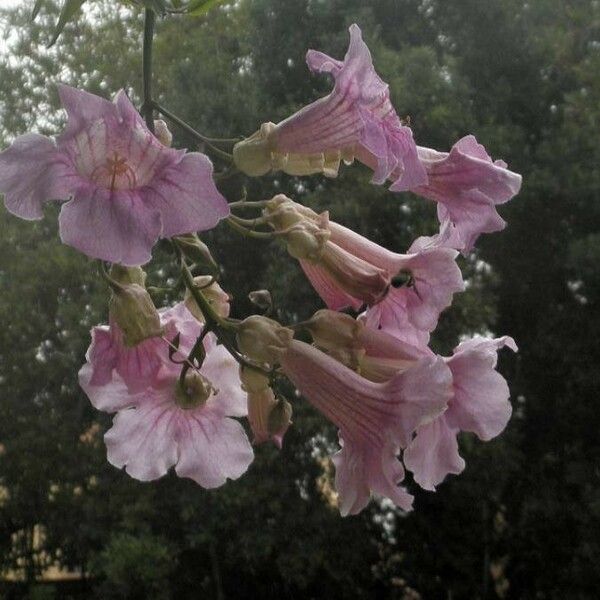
<box><xmin>0</xmin><ymin>0</ymin><xmax>598</xmax><ymax>598</ymax></box>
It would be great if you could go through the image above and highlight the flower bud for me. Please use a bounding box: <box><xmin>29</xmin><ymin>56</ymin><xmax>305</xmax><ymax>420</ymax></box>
<box><xmin>174</xmin><ymin>234</ymin><xmax>219</xmax><ymax>274</ymax></box>
<box><xmin>175</xmin><ymin>371</ymin><xmax>215</xmax><ymax>409</ymax></box>
<box><xmin>108</xmin><ymin>265</ymin><xmax>147</xmax><ymax>286</ymax></box>
<box><xmin>236</xmin><ymin>315</ymin><xmax>293</xmax><ymax>365</ymax></box>
<box><xmin>267</xmin><ymin>397</ymin><xmax>293</xmax><ymax>447</ymax></box>
<box><xmin>154</xmin><ymin>119</ymin><xmax>173</xmax><ymax>147</ymax></box>
<box><xmin>248</xmin><ymin>289</ymin><xmax>273</xmax><ymax>312</ymax></box>
<box><xmin>108</xmin><ymin>283</ymin><xmax>162</xmax><ymax>347</ymax></box>
<box><xmin>247</xmin><ymin>387</ymin><xmax>292</xmax><ymax>448</ymax></box>
<box><xmin>184</xmin><ymin>276</ymin><xmax>230</xmax><ymax>323</ymax></box>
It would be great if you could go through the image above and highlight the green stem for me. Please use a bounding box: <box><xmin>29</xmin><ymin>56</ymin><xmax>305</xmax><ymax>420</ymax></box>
<box><xmin>142</xmin><ymin>9</ymin><xmax>156</xmax><ymax>133</ymax></box>
<box><xmin>229</xmin><ymin>199</ymin><xmax>271</xmax><ymax>209</ymax></box>
<box><xmin>226</xmin><ymin>218</ymin><xmax>276</xmax><ymax>240</ymax></box>
<box><xmin>174</xmin><ymin>242</ymin><xmax>271</xmax><ymax>375</ymax></box>
<box><xmin>153</xmin><ymin>102</ymin><xmax>234</xmax><ymax>161</ymax></box>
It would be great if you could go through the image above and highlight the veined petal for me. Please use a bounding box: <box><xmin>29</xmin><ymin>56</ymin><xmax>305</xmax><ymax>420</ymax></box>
<box><xmin>281</xmin><ymin>340</ymin><xmax>450</xmax><ymax>514</ymax></box>
<box><xmin>57</xmin><ymin>83</ymin><xmax>118</xmax><ymax>143</ymax></box>
<box><xmin>299</xmin><ymin>259</ymin><xmax>364</xmax><ymax>310</ymax></box>
<box><xmin>445</xmin><ymin>336</ymin><xmax>517</xmax><ymax>440</ymax></box>
<box><xmin>0</xmin><ymin>133</ymin><xmax>75</xmax><ymax>219</ymax></box>
<box><xmin>58</xmin><ymin>186</ymin><xmax>162</xmax><ymax>266</ymax></box>
<box><xmin>105</xmin><ymin>394</ymin><xmax>179</xmax><ymax>481</ymax></box>
<box><xmin>141</xmin><ymin>152</ymin><xmax>229</xmax><ymax>237</ymax></box>
<box><xmin>175</xmin><ymin>410</ymin><xmax>254</xmax><ymax>487</ymax></box>
<box><xmin>403</xmin><ymin>415</ymin><xmax>465</xmax><ymax>491</ymax></box>
<box><xmin>78</xmin><ymin>363</ymin><xmax>148</xmax><ymax>412</ymax></box>
<box><xmin>202</xmin><ymin>344</ymin><xmax>248</xmax><ymax>418</ymax></box>
<box><xmin>333</xmin><ymin>436</ymin><xmax>413</xmax><ymax>516</ymax></box>
<box><xmin>408</xmin><ymin>135</ymin><xmax>522</xmax><ymax>252</ymax></box>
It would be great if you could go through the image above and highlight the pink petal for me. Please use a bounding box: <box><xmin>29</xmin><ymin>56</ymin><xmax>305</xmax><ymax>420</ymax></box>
<box><xmin>299</xmin><ymin>259</ymin><xmax>363</xmax><ymax>310</ymax></box>
<box><xmin>78</xmin><ymin>363</ymin><xmax>146</xmax><ymax>412</ymax></box>
<box><xmin>105</xmin><ymin>394</ymin><xmax>179</xmax><ymax>481</ymax></box>
<box><xmin>400</xmin><ymin>246</ymin><xmax>464</xmax><ymax>331</ymax></box>
<box><xmin>362</xmin><ymin>296</ymin><xmax>431</xmax><ymax>349</ymax></box>
<box><xmin>407</xmin><ymin>135</ymin><xmax>522</xmax><ymax>252</ymax></box>
<box><xmin>0</xmin><ymin>133</ymin><xmax>76</xmax><ymax>219</ymax></box>
<box><xmin>202</xmin><ymin>344</ymin><xmax>248</xmax><ymax>418</ymax></box>
<box><xmin>445</xmin><ymin>336</ymin><xmax>517</xmax><ymax>440</ymax></box>
<box><xmin>58</xmin><ymin>186</ymin><xmax>162</xmax><ymax>265</ymax></box>
<box><xmin>276</xmin><ymin>24</ymin><xmax>427</xmax><ymax>187</ymax></box>
<box><xmin>175</xmin><ymin>409</ymin><xmax>254</xmax><ymax>487</ymax></box>
<box><xmin>333</xmin><ymin>436</ymin><xmax>414</xmax><ymax>516</ymax></box>
<box><xmin>403</xmin><ymin>415</ymin><xmax>465</xmax><ymax>491</ymax></box>
<box><xmin>281</xmin><ymin>341</ymin><xmax>450</xmax><ymax>450</ymax></box>
<box><xmin>141</xmin><ymin>152</ymin><xmax>229</xmax><ymax>237</ymax></box>
<box><xmin>57</xmin><ymin>83</ymin><xmax>118</xmax><ymax>143</ymax></box>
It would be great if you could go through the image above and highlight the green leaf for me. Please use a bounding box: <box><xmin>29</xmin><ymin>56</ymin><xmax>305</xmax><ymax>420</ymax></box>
<box><xmin>31</xmin><ymin>0</ymin><xmax>45</xmax><ymax>21</ymax></box>
<box><xmin>48</xmin><ymin>0</ymin><xmax>87</xmax><ymax>47</ymax></box>
<box><xmin>187</xmin><ymin>0</ymin><xmax>226</xmax><ymax>17</ymax></box>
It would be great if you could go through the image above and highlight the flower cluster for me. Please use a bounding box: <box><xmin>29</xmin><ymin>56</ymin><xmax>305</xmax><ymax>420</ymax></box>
<box><xmin>0</xmin><ymin>23</ymin><xmax>520</xmax><ymax>516</ymax></box>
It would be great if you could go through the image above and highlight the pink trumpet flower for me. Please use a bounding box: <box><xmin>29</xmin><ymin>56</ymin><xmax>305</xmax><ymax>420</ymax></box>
<box><xmin>406</xmin><ymin>136</ymin><xmax>522</xmax><ymax>253</ymax></box>
<box><xmin>305</xmin><ymin>218</ymin><xmax>464</xmax><ymax>344</ymax></box>
<box><xmin>280</xmin><ymin>339</ymin><xmax>451</xmax><ymax>515</ymax></box>
<box><xmin>79</xmin><ymin>328</ymin><xmax>254</xmax><ymax>488</ymax></box>
<box><xmin>305</xmin><ymin>311</ymin><xmax>517</xmax><ymax>490</ymax></box>
<box><xmin>0</xmin><ymin>85</ymin><xmax>229</xmax><ymax>265</ymax></box>
<box><xmin>404</xmin><ymin>336</ymin><xmax>517</xmax><ymax>490</ymax></box>
<box><xmin>84</xmin><ymin>302</ymin><xmax>200</xmax><ymax>394</ymax></box>
<box><xmin>233</xmin><ymin>25</ymin><xmax>427</xmax><ymax>188</ymax></box>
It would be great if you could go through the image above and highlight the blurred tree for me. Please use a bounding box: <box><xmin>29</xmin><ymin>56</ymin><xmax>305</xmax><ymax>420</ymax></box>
<box><xmin>0</xmin><ymin>0</ymin><xmax>599</xmax><ymax>598</ymax></box>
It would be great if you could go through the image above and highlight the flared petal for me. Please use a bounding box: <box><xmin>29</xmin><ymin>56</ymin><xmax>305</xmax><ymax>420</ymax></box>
<box><xmin>57</xmin><ymin>84</ymin><xmax>118</xmax><ymax>143</ymax></box>
<box><xmin>281</xmin><ymin>340</ymin><xmax>450</xmax><ymax>514</ymax></box>
<box><xmin>0</xmin><ymin>133</ymin><xmax>76</xmax><ymax>219</ymax></box>
<box><xmin>78</xmin><ymin>363</ymin><xmax>147</xmax><ymax>412</ymax></box>
<box><xmin>58</xmin><ymin>186</ymin><xmax>162</xmax><ymax>266</ymax></box>
<box><xmin>403</xmin><ymin>415</ymin><xmax>465</xmax><ymax>491</ymax></box>
<box><xmin>202</xmin><ymin>344</ymin><xmax>248</xmax><ymax>418</ymax></box>
<box><xmin>445</xmin><ymin>336</ymin><xmax>517</xmax><ymax>440</ymax></box>
<box><xmin>175</xmin><ymin>410</ymin><xmax>254</xmax><ymax>487</ymax></box>
<box><xmin>362</xmin><ymin>295</ymin><xmax>431</xmax><ymax>349</ymax></box>
<box><xmin>333</xmin><ymin>436</ymin><xmax>413</xmax><ymax>516</ymax></box>
<box><xmin>407</xmin><ymin>135</ymin><xmax>522</xmax><ymax>252</ymax></box>
<box><xmin>105</xmin><ymin>394</ymin><xmax>179</xmax><ymax>481</ymax></box>
<box><xmin>141</xmin><ymin>152</ymin><xmax>229</xmax><ymax>237</ymax></box>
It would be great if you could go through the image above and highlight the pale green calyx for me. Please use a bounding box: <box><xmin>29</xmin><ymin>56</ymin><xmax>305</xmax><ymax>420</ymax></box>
<box><xmin>108</xmin><ymin>283</ymin><xmax>162</xmax><ymax>347</ymax></box>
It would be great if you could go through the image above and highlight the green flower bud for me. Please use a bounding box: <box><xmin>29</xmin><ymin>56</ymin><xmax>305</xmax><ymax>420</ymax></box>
<box><xmin>108</xmin><ymin>283</ymin><xmax>162</xmax><ymax>347</ymax></box>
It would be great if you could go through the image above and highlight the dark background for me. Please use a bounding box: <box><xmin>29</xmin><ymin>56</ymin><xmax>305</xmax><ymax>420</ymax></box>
<box><xmin>0</xmin><ymin>0</ymin><xmax>599</xmax><ymax>598</ymax></box>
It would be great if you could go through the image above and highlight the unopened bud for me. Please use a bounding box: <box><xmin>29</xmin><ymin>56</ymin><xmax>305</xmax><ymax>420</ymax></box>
<box><xmin>175</xmin><ymin>371</ymin><xmax>215</xmax><ymax>409</ymax></box>
<box><xmin>184</xmin><ymin>276</ymin><xmax>230</xmax><ymax>322</ymax></box>
<box><xmin>267</xmin><ymin>397</ymin><xmax>293</xmax><ymax>447</ymax></box>
<box><xmin>248</xmin><ymin>289</ymin><xmax>272</xmax><ymax>312</ymax></box>
<box><xmin>108</xmin><ymin>283</ymin><xmax>162</xmax><ymax>347</ymax></box>
<box><xmin>236</xmin><ymin>315</ymin><xmax>293</xmax><ymax>365</ymax></box>
<box><xmin>247</xmin><ymin>387</ymin><xmax>292</xmax><ymax>448</ymax></box>
<box><xmin>109</xmin><ymin>265</ymin><xmax>147</xmax><ymax>287</ymax></box>
<box><xmin>154</xmin><ymin>119</ymin><xmax>173</xmax><ymax>147</ymax></box>
<box><xmin>174</xmin><ymin>234</ymin><xmax>219</xmax><ymax>274</ymax></box>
